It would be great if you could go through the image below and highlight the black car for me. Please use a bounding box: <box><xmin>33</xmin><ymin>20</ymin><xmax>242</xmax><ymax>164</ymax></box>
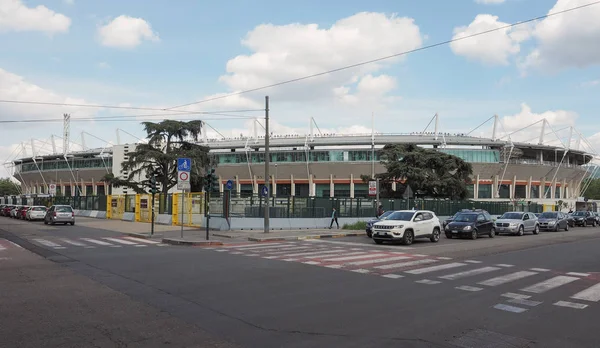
<box><xmin>571</xmin><ymin>211</ymin><xmax>597</xmax><ymax>227</ymax></box>
<box><xmin>443</xmin><ymin>209</ymin><xmax>489</xmax><ymax>229</ymax></box>
<box><xmin>537</xmin><ymin>211</ymin><xmax>571</xmax><ymax>231</ymax></box>
<box><xmin>366</xmin><ymin>210</ymin><xmax>394</xmax><ymax>238</ymax></box>
<box><xmin>444</xmin><ymin>211</ymin><xmax>495</xmax><ymax>240</ymax></box>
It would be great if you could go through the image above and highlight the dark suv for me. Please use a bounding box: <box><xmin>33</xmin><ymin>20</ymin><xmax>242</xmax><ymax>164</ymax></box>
<box><xmin>572</xmin><ymin>211</ymin><xmax>597</xmax><ymax>227</ymax></box>
<box><xmin>444</xmin><ymin>211</ymin><xmax>495</xmax><ymax>239</ymax></box>
<box><xmin>538</xmin><ymin>211</ymin><xmax>571</xmax><ymax>231</ymax></box>
<box><xmin>366</xmin><ymin>210</ymin><xmax>394</xmax><ymax>238</ymax></box>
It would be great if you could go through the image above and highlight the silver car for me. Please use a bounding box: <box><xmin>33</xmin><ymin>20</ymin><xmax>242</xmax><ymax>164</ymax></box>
<box><xmin>44</xmin><ymin>205</ymin><xmax>75</xmax><ymax>225</ymax></box>
<box><xmin>495</xmin><ymin>211</ymin><xmax>539</xmax><ymax>236</ymax></box>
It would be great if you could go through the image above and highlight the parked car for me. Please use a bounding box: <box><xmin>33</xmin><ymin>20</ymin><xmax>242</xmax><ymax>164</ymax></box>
<box><xmin>565</xmin><ymin>213</ymin><xmax>575</xmax><ymax>227</ymax></box>
<box><xmin>26</xmin><ymin>206</ymin><xmax>48</xmax><ymax>221</ymax></box>
<box><xmin>10</xmin><ymin>206</ymin><xmax>22</xmax><ymax>218</ymax></box>
<box><xmin>2</xmin><ymin>205</ymin><xmax>15</xmax><ymax>217</ymax></box>
<box><xmin>571</xmin><ymin>211</ymin><xmax>597</xmax><ymax>227</ymax></box>
<box><xmin>495</xmin><ymin>212</ymin><xmax>540</xmax><ymax>236</ymax></box>
<box><xmin>537</xmin><ymin>211</ymin><xmax>570</xmax><ymax>231</ymax></box>
<box><xmin>444</xmin><ymin>211</ymin><xmax>495</xmax><ymax>239</ymax></box>
<box><xmin>18</xmin><ymin>206</ymin><xmax>30</xmax><ymax>220</ymax></box>
<box><xmin>372</xmin><ymin>210</ymin><xmax>441</xmax><ymax>245</ymax></box>
<box><xmin>366</xmin><ymin>210</ymin><xmax>394</xmax><ymax>238</ymax></box>
<box><xmin>44</xmin><ymin>205</ymin><xmax>75</xmax><ymax>225</ymax></box>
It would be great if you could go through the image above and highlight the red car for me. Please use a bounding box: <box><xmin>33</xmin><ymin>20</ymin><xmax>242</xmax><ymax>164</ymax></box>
<box><xmin>19</xmin><ymin>206</ymin><xmax>30</xmax><ymax>220</ymax></box>
<box><xmin>3</xmin><ymin>205</ymin><xmax>15</xmax><ymax>217</ymax></box>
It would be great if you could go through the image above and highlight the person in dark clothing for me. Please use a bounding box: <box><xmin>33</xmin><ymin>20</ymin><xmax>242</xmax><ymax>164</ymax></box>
<box><xmin>377</xmin><ymin>205</ymin><xmax>384</xmax><ymax>217</ymax></box>
<box><xmin>330</xmin><ymin>208</ymin><xmax>339</xmax><ymax>229</ymax></box>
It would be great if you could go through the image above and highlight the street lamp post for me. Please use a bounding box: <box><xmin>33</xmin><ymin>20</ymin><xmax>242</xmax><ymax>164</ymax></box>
<box><xmin>274</xmin><ymin>163</ymin><xmax>278</xmax><ymax>198</ymax></box>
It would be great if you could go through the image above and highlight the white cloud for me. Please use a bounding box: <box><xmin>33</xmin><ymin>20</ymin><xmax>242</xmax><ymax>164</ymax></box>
<box><xmin>97</xmin><ymin>15</ymin><xmax>159</xmax><ymax>49</ymax></box>
<box><xmin>0</xmin><ymin>0</ymin><xmax>71</xmax><ymax>34</ymax></box>
<box><xmin>581</xmin><ymin>79</ymin><xmax>599</xmax><ymax>87</ymax></box>
<box><xmin>475</xmin><ymin>0</ymin><xmax>505</xmax><ymax>4</ymax></box>
<box><xmin>217</xmin><ymin>12</ymin><xmax>423</xmax><ymax>104</ymax></box>
<box><xmin>97</xmin><ymin>62</ymin><xmax>110</xmax><ymax>69</ymax></box>
<box><xmin>520</xmin><ymin>0</ymin><xmax>600</xmax><ymax>72</ymax></box>
<box><xmin>63</xmin><ymin>0</ymin><xmax>74</xmax><ymax>4</ymax></box>
<box><xmin>450</xmin><ymin>14</ymin><xmax>531</xmax><ymax>66</ymax></box>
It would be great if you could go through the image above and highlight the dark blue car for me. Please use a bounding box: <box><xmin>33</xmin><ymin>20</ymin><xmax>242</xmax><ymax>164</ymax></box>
<box><xmin>366</xmin><ymin>210</ymin><xmax>394</xmax><ymax>238</ymax></box>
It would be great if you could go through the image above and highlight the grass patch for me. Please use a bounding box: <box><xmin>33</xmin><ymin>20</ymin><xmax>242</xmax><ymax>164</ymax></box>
<box><xmin>342</xmin><ymin>221</ymin><xmax>367</xmax><ymax>230</ymax></box>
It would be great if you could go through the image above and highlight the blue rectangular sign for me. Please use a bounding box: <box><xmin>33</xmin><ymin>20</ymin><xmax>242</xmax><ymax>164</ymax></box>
<box><xmin>177</xmin><ymin>158</ymin><xmax>191</xmax><ymax>172</ymax></box>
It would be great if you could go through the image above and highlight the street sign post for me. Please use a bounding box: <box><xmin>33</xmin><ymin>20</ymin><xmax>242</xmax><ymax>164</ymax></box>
<box><xmin>226</xmin><ymin>179</ymin><xmax>233</xmax><ymax>190</ymax></box>
<box><xmin>368</xmin><ymin>181</ymin><xmax>377</xmax><ymax>196</ymax></box>
<box><xmin>177</xmin><ymin>158</ymin><xmax>191</xmax><ymax>238</ymax></box>
<box><xmin>177</xmin><ymin>171</ymin><xmax>191</xmax><ymax>190</ymax></box>
<box><xmin>177</xmin><ymin>158</ymin><xmax>191</xmax><ymax>172</ymax></box>
<box><xmin>261</xmin><ymin>186</ymin><xmax>269</xmax><ymax>197</ymax></box>
<box><xmin>48</xmin><ymin>184</ymin><xmax>57</xmax><ymax>196</ymax></box>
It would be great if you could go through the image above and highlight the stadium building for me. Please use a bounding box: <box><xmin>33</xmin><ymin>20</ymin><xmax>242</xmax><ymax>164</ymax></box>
<box><xmin>5</xmin><ymin>115</ymin><xmax>598</xmax><ymax>204</ymax></box>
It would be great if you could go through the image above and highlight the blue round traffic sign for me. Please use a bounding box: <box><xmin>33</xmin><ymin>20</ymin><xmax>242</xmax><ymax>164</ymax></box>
<box><xmin>261</xmin><ymin>186</ymin><xmax>269</xmax><ymax>197</ymax></box>
<box><xmin>226</xmin><ymin>180</ymin><xmax>234</xmax><ymax>190</ymax></box>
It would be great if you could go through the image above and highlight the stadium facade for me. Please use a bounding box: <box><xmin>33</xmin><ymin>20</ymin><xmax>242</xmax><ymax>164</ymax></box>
<box><xmin>7</xmin><ymin>115</ymin><xmax>596</xmax><ymax>204</ymax></box>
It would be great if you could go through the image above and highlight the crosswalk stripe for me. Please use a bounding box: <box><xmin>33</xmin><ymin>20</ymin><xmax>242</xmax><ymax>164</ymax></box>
<box><xmin>375</xmin><ymin>259</ymin><xmax>437</xmax><ymax>270</ymax></box>
<box><xmin>34</xmin><ymin>239</ymin><xmax>65</xmax><ymax>249</ymax></box>
<box><xmin>305</xmin><ymin>239</ymin><xmax>414</xmax><ymax>250</ymax></box>
<box><xmin>416</xmin><ymin>279</ymin><xmax>441</xmax><ymax>285</ymax></box>
<box><xmin>521</xmin><ymin>276</ymin><xmax>579</xmax><ymax>294</ymax></box>
<box><xmin>501</xmin><ymin>293</ymin><xmax>531</xmax><ymax>300</ymax></box>
<box><xmin>494</xmin><ymin>304</ymin><xmax>527</xmax><ymax>313</ymax></box>
<box><xmin>464</xmin><ymin>260</ymin><xmax>482</xmax><ymax>264</ymax></box>
<box><xmin>530</xmin><ymin>268</ymin><xmax>550</xmax><ymax>272</ymax></box>
<box><xmin>344</xmin><ymin>256</ymin><xmax>411</xmax><ymax>266</ymax></box>
<box><xmin>124</xmin><ymin>237</ymin><xmax>161</xmax><ymax>244</ymax></box>
<box><xmin>456</xmin><ymin>286</ymin><xmax>483</xmax><ymax>292</ymax></box>
<box><xmin>320</xmin><ymin>253</ymin><xmax>386</xmax><ymax>262</ymax></box>
<box><xmin>571</xmin><ymin>283</ymin><xmax>600</xmax><ymax>302</ymax></box>
<box><xmin>281</xmin><ymin>249</ymin><xmax>350</xmax><ymax>258</ymax></box>
<box><xmin>304</xmin><ymin>251</ymin><xmax>365</xmax><ymax>259</ymax></box>
<box><xmin>439</xmin><ymin>266</ymin><xmax>500</xmax><ymax>280</ymax></box>
<box><xmin>478</xmin><ymin>271</ymin><xmax>539</xmax><ymax>287</ymax></box>
<box><xmin>405</xmin><ymin>262</ymin><xmax>466</xmax><ymax>275</ymax></box>
<box><xmin>81</xmin><ymin>238</ymin><xmax>113</xmax><ymax>246</ymax></box>
<box><xmin>566</xmin><ymin>272</ymin><xmax>591</xmax><ymax>277</ymax></box>
<box><xmin>61</xmin><ymin>239</ymin><xmax>87</xmax><ymax>247</ymax></box>
<box><xmin>351</xmin><ymin>269</ymin><xmax>371</xmax><ymax>274</ymax></box>
<box><xmin>228</xmin><ymin>242</ymin><xmax>290</xmax><ymax>249</ymax></box>
<box><xmin>554</xmin><ymin>301</ymin><xmax>588</xmax><ymax>309</ymax></box>
<box><xmin>262</xmin><ymin>246</ymin><xmax>315</xmax><ymax>254</ymax></box>
<box><xmin>508</xmin><ymin>298</ymin><xmax>542</xmax><ymax>307</ymax></box>
<box><xmin>496</xmin><ymin>264</ymin><xmax>514</xmax><ymax>268</ymax></box>
<box><xmin>0</xmin><ymin>244</ymin><xmax>6</xmax><ymax>251</ymax></box>
<box><xmin>382</xmin><ymin>274</ymin><xmax>404</xmax><ymax>279</ymax></box>
<box><xmin>230</xmin><ymin>244</ymin><xmax>299</xmax><ymax>251</ymax></box>
<box><xmin>103</xmin><ymin>238</ymin><xmax>138</xmax><ymax>245</ymax></box>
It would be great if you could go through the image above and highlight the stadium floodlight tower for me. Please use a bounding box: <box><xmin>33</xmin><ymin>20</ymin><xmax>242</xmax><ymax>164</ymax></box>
<box><xmin>63</xmin><ymin>113</ymin><xmax>70</xmax><ymax>154</ymax></box>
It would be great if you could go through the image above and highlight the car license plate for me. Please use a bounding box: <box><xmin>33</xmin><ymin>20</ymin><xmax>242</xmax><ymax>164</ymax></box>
<box><xmin>452</xmin><ymin>230</ymin><xmax>458</xmax><ymax>233</ymax></box>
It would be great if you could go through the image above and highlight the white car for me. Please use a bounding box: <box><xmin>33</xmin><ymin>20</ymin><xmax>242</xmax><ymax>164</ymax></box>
<box><xmin>27</xmin><ymin>206</ymin><xmax>48</xmax><ymax>221</ymax></box>
<box><xmin>372</xmin><ymin>210</ymin><xmax>442</xmax><ymax>245</ymax></box>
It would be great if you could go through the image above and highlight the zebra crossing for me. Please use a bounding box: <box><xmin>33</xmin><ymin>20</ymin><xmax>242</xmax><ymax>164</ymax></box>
<box><xmin>207</xmin><ymin>241</ymin><xmax>600</xmax><ymax>314</ymax></box>
<box><xmin>29</xmin><ymin>236</ymin><xmax>167</xmax><ymax>250</ymax></box>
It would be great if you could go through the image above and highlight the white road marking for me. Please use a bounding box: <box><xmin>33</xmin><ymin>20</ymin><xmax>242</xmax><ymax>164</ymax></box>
<box><xmin>103</xmin><ymin>238</ymin><xmax>138</xmax><ymax>245</ymax></box>
<box><xmin>437</xmin><ymin>257</ymin><xmax>452</xmax><ymax>260</ymax></box>
<box><xmin>567</xmin><ymin>272</ymin><xmax>591</xmax><ymax>277</ymax></box>
<box><xmin>350</xmin><ymin>248</ymin><xmax>363</xmax><ymax>251</ymax></box>
<box><xmin>439</xmin><ymin>267</ymin><xmax>500</xmax><ymax>280</ymax></box>
<box><xmin>305</xmin><ymin>239</ymin><xmax>414</xmax><ymax>250</ymax></box>
<box><xmin>33</xmin><ymin>239</ymin><xmax>66</xmax><ymax>249</ymax></box>
<box><xmin>262</xmin><ymin>256</ymin><xmax>278</xmax><ymax>259</ymax></box>
<box><xmin>501</xmin><ymin>293</ymin><xmax>531</xmax><ymax>300</ymax></box>
<box><xmin>508</xmin><ymin>298</ymin><xmax>542</xmax><ymax>307</ymax></box>
<box><xmin>283</xmin><ymin>258</ymin><xmax>298</xmax><ymax>262</ymax></box>
<box><xmin>478</xmin><ymin>271</ymin><xmax>539</xmax><ymax>287</ymax></box>
<box><xmin>227</xmin><ymin>242</ymin><xmax>290</xmax><ymax>249</ymax></box>
<box><xmin>374</xmin><ymin>259</ymin><xmax>438</xmax><ymax>270</ymax></box>
<box><xmin>278</xmin><ymin>249</ymin><xmax>349</xmax><ymax>258</ymax></box>
<box><xmin>134</xmin><ymin>245</ymin><xmax>148</xmax><ymax>247</ymax></box>
<box><xmin>214</xmin><ymin>249</ymin><xmax>227</xmax><ymax>252</ymax></box>
<box><xmin>304</xmin><ymin>251</ymin><xmax>365</xmax><ymax>259</ymax></box>
<box><xmin>0</xmin><ymin>244</ymin><xmax>6</xmax><ymax>251</ymax></box>
<box><xmin>382</xmin><ymin>274</ymin><xmax>404</xmax><ymax>279</ymax></box>
<box><xmin>530</xmin><ymin>268</ymin><xmax>551</xmax><ymax>272</ymax></box>
<box><xmin>496</xmin><ymin>264</ymin><xmax>514</xmax><ymax>268</ymax></box>
<box><xmin>320</xmin><ymin>253</ymin><xmax>387</xmax><ymax>262</ymax></box>
<box><xmin>351</xmin><ymin>269</ymin><xmax>371</xmax><ymax>274</ymax></box>
<box><xmin>61</xmin><ymin>239</ymin><xmax>87</xmax><ymax>247</ymax></box>
<box><xmin>464</xmin><ymin>260</ymin><xmax>482</xmax><ymax>264</ymax></box>
<box><xmin>81</xmin><ymin>238</ymin><xmax>113</xmax><ymax>246</ymax></box>
<box><xmin>405</xmin><ymin>262</ymin><xmax>466</xmax><ymax>275</ymax></box>
<box><xmin>521</xmin><ymin>276</ymin><xmax>579</xmax><ymax>294</ymax></box>
<box><xmin>124</xmin><ymin>237</ymin><xmax>161</xmax><ymax>244</ymax></box>
<box><xmin>8</xmin><ymin>241</ymin><xmax>23</xmax><ymax>249</ymax></box>
<box><xmin>571</xmin><ymin>283</ymin><xmax>600</xmax><ymax>302</ymax></box>
<box><xmin>230</xmin><ymin>244</ymin><xmax>299</xmax><ymax>252</ymax></box>
<box><xmin>412</xmin><ymin>254</ymin><xmax>428</xmax><ymax>257</ymax></box>
<box><xmin>494</xmin><ymin>304</ymin><xmax>527</xmax><ymax>313</ymax></box>
<box><xmin>263</xmin><ymin>246</ymin><xmax>315</xmax><ymax>254</ymax></box>
<box><xmin>554</xmin><ymin>301</ymin><xmax>588</xmax><ymax>309</ymax></box>
<box><xmin>303</xmin><ymin>261</ymin><xmax>320</xmax><ymax>265</ymax></box>
<box><xmin>230</xmin><ymin>251</ymin><xmax>244</xmax><ymax>255</ymax></box>
<box><xmin>344</xmin><ymin>256</ymin><xmax>411</xmax><ymax>266</ymax></box>
<box><xmin>325</xmin><ymin>265</ymin><xmax>344</xmax><ymax>269</ymax></box>
<box><xmin>416</xmin><ymin>279</ymin><xmax>441</xmax><ymax>285</ymax></box>
<box><xmin>245</xmin><ymin>254</ymin><xmax>259</xmax><ymax>257</ymax></box>
<box><xmin>456</xmin><ymin>286</ymin><xmax>483</xmax><ymax>292</ymax></box>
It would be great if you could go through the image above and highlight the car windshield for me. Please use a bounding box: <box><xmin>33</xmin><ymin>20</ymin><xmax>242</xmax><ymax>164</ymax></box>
<box><xmin>540</xmin><ymin>212</ymin><xmax>557</xmax><ymax>218</ymax></box>
<box><xmin>454</xmin><ymin>214</ymin><xmax>477</xmax><ymax>222</ymax></box>
<box><xmin>387</xmin><ymin>211</ymin><xmax>415</xmax><ymax>221</ymax></box>
<box><xmin>573</xmin><ymin>211</ymin><xmax>586</xmax><ymax>216</ymax></box>
<box><xmin>379</xmin><ymin>211</ymin><xmax>394</xmax><ymax>220</ymax></box>
<box><xmin>500</xmin><ymin>212</ymin><xmax>523</xmax><ymax>220</ymax></box>
<box><xmin>56</xmin><ymin>206</ymin><xmax>73</xmax><ymax>212</ymax></box>
<box><xmin>32</xmin><ymin>207</ymin><xmax>46</xmax><ymax>211</ymax></box>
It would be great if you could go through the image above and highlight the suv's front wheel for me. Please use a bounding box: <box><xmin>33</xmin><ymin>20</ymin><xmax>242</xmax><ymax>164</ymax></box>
<box><xmin>402</xmin><ymin>230</ymin><xmax>414</xmax><ymax>245</ymax></box>
<box><xmin>430</xmin><ymin>228</ymin><xmax>440</xmax><ymax>243</ymax></box>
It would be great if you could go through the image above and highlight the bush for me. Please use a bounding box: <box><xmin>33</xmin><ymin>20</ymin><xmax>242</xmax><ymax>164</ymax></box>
<box><xmin>342</xmin><ymin>221</ymin><xmax>367</xmax><ymax>230</ymax></box>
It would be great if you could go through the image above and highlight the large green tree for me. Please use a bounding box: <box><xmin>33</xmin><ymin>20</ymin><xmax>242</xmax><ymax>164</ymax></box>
<box><xmin>0</xmin><ymin>178</ymin><xmax>20</xmax><ymax>196</ymax></box>
<box><xmin>108</xmin><ymin>120</ymin><xmax>212</xmax><ymax>194</ymax></box>
<box><xmin>377</xmin><ymin>144</ymin><xmax>473</xmax><ymax>200</ymax></box>
<box><xmin>581</xmin><ymin>178</ymin><xmax>600</xmax><ymax>199</ymax></box>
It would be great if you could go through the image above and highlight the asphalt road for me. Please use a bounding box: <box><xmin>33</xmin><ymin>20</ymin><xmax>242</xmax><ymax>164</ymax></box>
<box><xmin>2</xmin><ymin>217</ymin><xmax>600</xmax><ymax>347</ymax></box>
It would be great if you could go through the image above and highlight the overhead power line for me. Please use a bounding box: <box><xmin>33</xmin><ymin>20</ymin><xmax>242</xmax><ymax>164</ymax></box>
<box><xmin>166</xmin><ymin>0</ymin><xmax>600</xmax><ymax>110</ymax></box>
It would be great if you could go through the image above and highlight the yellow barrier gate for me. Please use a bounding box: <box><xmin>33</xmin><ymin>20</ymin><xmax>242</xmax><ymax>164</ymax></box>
<box><xmin>135</xmin><ymin>194</ymin><xmax>157</xmax><ymax>223</ymax></box>
<box><xmin>173</xmin><ymin>192</ymin><xmax>204</xmax><ymax>227</ymax></box>
<box><xmin>106</xmin><ymin>195</ymin><xmax>125</xmax><ymax>220</ymax></box>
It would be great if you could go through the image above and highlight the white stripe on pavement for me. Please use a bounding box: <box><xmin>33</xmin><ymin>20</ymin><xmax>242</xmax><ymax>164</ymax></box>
<box><xmin>81</xmin><ymin>238</ymin><xmax>113</xmax><ymax>246</ymax></box>
<box><xmin>304</xmin><ymin>239</ymin><xmax>414</xmax><ymax>250</ymax></box>
<box><xmin>521</xmin><ymin>276</ymin><xmax>579</xmax><ymax>294</ymax></box>
<box><xmin>375</xmin><ymin>259</ymin><xmax>438</xmax><ymax>270</ymax></box>
<box><xmin>456</xmin><ymin>286</ymin><xmax>483</xmax><ymax>292</ymax></box>
<box><xmin>344</xmin><ymin>256</ymin><xmax>411</xmax><ymax>266</ymax></box>
<box><xmin>34</xmin><ymin>239</ymin><xmax>65</xmax><ymax>249</ymax></box>
<box><xmin>303</xmin><ymin>261</ymin><xmax>320</xmax><ymax>265</ymax></box>
<box><xmin>262</xmin><ymin>246</ymin><xmax>315</xmax><ymax>254</ymax></box>
<box><xmin>61</xmin><ymin>239</ymin><xmax>87</xmax><ymax>247</ymax></box>
<box><xmin>571</xmin><ymin>283</ymin><xmax>600</xmax><ymax>302</ymax></box>
<box><xmin>228</xmin><ymin>243</ymin><xmax>291</xmax><ymax>249</ymax></box>
<box><xmin>382</xmin><ymin>274</ymin><xmax>404</xmax><ymax>279</ymax></box>
<box><xmin>124</xmin><ymin>237</ymin><xmax>161</xmax><ymax>244</ymax></box>
<box><xmin>496</xmin><ymin>264</ymin><xmax>514</xmax><ymax>268</ymax></box>
<box><xmin>351</xmin><ymin>269</ymin><xmax>371</xmax><ymax>274</ymax></box>
<box><xmin>405</xmin><ymin>262</ymin><xmax>466</xmax><ymax>275</ymax></box>
<box><xmin>464</xmin><ymin>260</ymin><xmax>482</xmax><ymax>264</ymax></box>
<box><xmin>567</xmin><ymin>272</ymin><xmax>591</xmax><ymax>277</ymax></box>
<box><xmin>278</xmin><ymin>249</ymin><xmax>348</xmax><ymax>258</ymax></box>
<box><xmin>320</xmin><ymin>253</ymin><xmax>387</xmax><ymax>262</ymax></box>
<box><xmin>103</xmin><ymin>238</ymin><xmax>138</xmax><ymax>245</ymax></box>
<box><xmin>530</xmin><ymin>268</ymin><xmax>550</xmax><ymax>272</ymax></box>
<box><xmin>478</xmin><ymin>271</ymin><xmax>538</xmax><ymax>287</ymax></box>
<box><xmin>508</xmin><ymin>298</ymin><xmax>542</xmax><ymax>307</ymax></box>
<box><xmin>501</xmin><ymin>293</ymin><xmax>531</xmax><ymax>300</ymax></box>
<box><xmin>439</xmin><ymin>267</ymin><xmax>500</xmax><ymax>280</ymax></box>
<box><xmin>304</xmin><ymin>251</ymin><xmax>365</xmax><ymax>259</ymax></box>
<box><xmin>416</xmin><ymin>279</ymin><xmax>441</xmax><ymax>285</ymax></box>
<box><xmin>554</xmin><ymin>301</ymin><xmax>588</xmax><ymax>309</ymax></box>
<box><xmin>493</xmin><ymin>304</ymin><xmax>527</xmax><ymax>313</ymax></box>
<box><xmin>8</xmin><ymin>241</ymin><xmax>23</xmax><ymax>249</ymax></box>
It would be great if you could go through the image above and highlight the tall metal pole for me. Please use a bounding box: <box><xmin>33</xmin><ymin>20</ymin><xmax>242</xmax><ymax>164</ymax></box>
<box><xmin>180</xmin><ymin>189</ymin><xmax>184</xmax><ymax>238</ymax></box>
<box><xmin>264</xmin><ymin>96</ymin><xmax>270</xmax><ymax>233</ymax></box>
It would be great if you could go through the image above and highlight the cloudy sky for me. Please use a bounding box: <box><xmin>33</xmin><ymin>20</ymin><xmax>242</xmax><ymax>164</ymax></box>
<box><xmin>2</xmin><ymin>0</ymin><xmax>600</xmax><ymax>177</ymax></box>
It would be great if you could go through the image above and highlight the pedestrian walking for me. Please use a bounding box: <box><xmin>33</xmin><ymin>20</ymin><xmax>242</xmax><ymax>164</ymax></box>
<box><xmin>330</xmin><ymin>208</ymin><xmax>339</xmax><ymax>229</ymax></box>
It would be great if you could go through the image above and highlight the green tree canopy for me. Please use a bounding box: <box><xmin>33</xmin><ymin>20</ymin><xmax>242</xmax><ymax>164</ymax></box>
<box><xmin>0</xmin><ymin>178</ymin><xmax>20</xmax><ymax>196</ymax></box>
<box><xmin>582</xmin><ymin>178</ymin><xmax>600</xmax><ymax>200</ymax></box>
<box><xmin>377</xmin><ymin>144</ymin><xmax>473</xmax><ymax>200</ymax></box>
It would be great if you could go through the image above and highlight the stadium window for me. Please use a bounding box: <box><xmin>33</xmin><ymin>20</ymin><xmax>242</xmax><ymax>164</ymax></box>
<box><xmin>514</xmin><ymin>185</ymin><xmax>527</xmax><ymax>199</ymax></box>
<box><xmin>478</xmin><ymin>184</ymin><xmax>492</xmax><ymax>199</ymax></box>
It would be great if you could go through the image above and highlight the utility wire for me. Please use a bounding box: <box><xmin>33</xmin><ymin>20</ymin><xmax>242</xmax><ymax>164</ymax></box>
<box><xmin>166</xmin><ymin>0</ymin><xmax>600</xmax><ymax>110</ymax></box>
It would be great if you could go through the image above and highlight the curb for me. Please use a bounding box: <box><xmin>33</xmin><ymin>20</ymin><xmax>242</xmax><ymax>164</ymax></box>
<box><xmin>212</xmin><ymin>233</ymin><xmax>237</xmax><ymax>239</ymax></box>
<box><xmin>248</xmin><ymin>232</ymin><xmax>366</xmax><ymax>242</ymax></box>
<box><xmin>161</xmin><ymin>238</ymin><xmax>224</xmax><ymax>246</ymax></box>
<box><xmin>123</xmin><ymin>232</ymin><xmax>152</xmax><ymax>239</ymax></box>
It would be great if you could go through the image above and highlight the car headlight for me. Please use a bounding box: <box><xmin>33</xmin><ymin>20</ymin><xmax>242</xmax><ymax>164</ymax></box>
<box><xmin>463</xmin><ymin>226</ymin><xmax>472</xmax><ymax>231</ymax></box>
<box><xmin>509</xmin><ymin>223</ymin><xmax>517</xmax><ymax>227</ymax></box>
<box><xmin>548</xmin><ymin>221</ymin><xmax>556</xmax><ymax>225</ymax></box>
<box><xmin>394</xmin><ymin>225</ymin><xmax>404</xmax><ymax>229</ymax></box>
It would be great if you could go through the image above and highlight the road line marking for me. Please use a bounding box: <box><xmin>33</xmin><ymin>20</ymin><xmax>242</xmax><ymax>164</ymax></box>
<box><xmin>262</xmin><ymin>256</ymin><xmax>278</xmax><ymax>259</ymax></box>
<box><xmin>33</xmin><ymin>239</ymin><xmax>66</xmax><ymax>249</ymax></box>
<box><xmin>230</xmin><ymin>251</ymin><xmax>244</xmax><ymax>255</ymax></box>
<box><xmin>227</xmin><ymin>242</ymin><xmax>290</xmax><ymax>249</ymax></box>
<box><xmin>134</xmin><ymin>245</ymin><xmax>148</xmax><ymax>247</ymax></box>
<box><xmin>493</xmin><ymin>304</ymin><xmax>527</xmax><ymax>313</ymax></box>
<box><xmin>81</xmin><ymin>238</ymin><xmax>113</xmax><ymax>246</ymax></box>
<box><xmin>382</xmin><ymin>274</ymin><xmax>404</xmax><ymax>279</ymax></box>
<box><xmin>325</xmin><ymin>265</ymin><xmax>344</xmax><ymax>269</ymax></box>
<box><xmin>496</xmin><ymin>264</ymin><xmax>514</xmax><ymax>268</ymax></box>
<box><xmin>567</xmin><ymin>272</ymin><xmax>591</xmax><ymax>277</ymax></box>
<box><xmin>521</xmin><ymin>276</ymin><xmax>579</xmax><ymax>294</ymax></box>
<box><xmin>416</xmin><ymin>279</ymin><xmax>441</xmax><ymax>285</ymax></box>
<box><xmin>304</xmin><ymin>239</ymin><xmax>414</xmax><ymax>249</ymax></box>
<box><xmin>304</xmin><ymin>251</ymin><xmax>366</xmax><ymax>259</ymax></box>
<box><xmin>124</xmin><ymin>237</ymin><xmax>161</xmax><ymax>244</ymax></box>
<box><xmin>214</xmin><ymin>249</ymin><xmax>228</xmax><ymax>252</ymax></box>
<box><xmin>110</xmin><ymin>245</ymin><xmax>122</xmax><ymax>248</ymax></box>
<box><xmin>437</xmin><ymin>257</ymin><xmax>452</xmax><ymax>260</ymax></box>
<box><xmin>344</xmin><ymin>256</ymin><xmax>411</xmax><ymax>266</ymax></box>
<box><xmin>508</xmin><ymin>298</ymin><xmax>542</xmax><ymax>307</ymax></box>
<box><xmin>501</xmin><ymin>293</ymin><xmax>531</xmax><ymax>300</ymax></box>
<box><xmin>478</xmin><ymin>271</ymin><xmax>539</xmax><ymax>287</ymax></box>
<box><xmin>530</xmin><ymin>268</ymin><xmax>550</xmax><ymax>272</ymax></box>
<box><xmin>283</xmin><ymin>258</ymin><xmax>298</xmax><ymax>261</ymax></box>
<box><xmin>571</xmin><ymin>282</ymin><xmax>600</xmax><ymax>302</ymax></box>
<box><xmin>351</xmin><ymin>269</ymin><xmax>371</xmax><ymax>274</ymax></box>
<box><xmin>104</xmin><ymin>237</ymin><xmax>138</xmax><ymax>245</ymax></box>
<box><xmin>245</xmin><ymin>254</ymin><xmax>259</xmax><ymax>257</ymax></box>
<box><xmin>303</xmin><ymin>261</ymin><xmax>320</xmax><ymax>265</ymax></box>
<box><xmin>156</xmin><ymin>244</ymin><xmax>168</xmax><ymax>247</ymax></box>
<box><xmin>8</xmin><ymin>241</ymin><xmax>23</xmax><ymax>249</ymax></box>
<box><xmin>61</xmin><ymin>239</ymin><xmax>87</xmax><ymax>247</ymax></box>
<box><xmin>350</xmin><ymin>248</ymin><xmax>364</xmax><ymax>251</ymax></box>
<box><xmin>405</xmin><ymin>262</ymin><xmax>467</xmax><ymax>275</ymax></box>
<box><xmin>554</xmin><ymin>301</ymin><xmax>588</xmax><ymax>309</ymax></box>
<box><xmin>464</xmin><ymin>260</ymin><xmax>482</xmax><ymax>264</ymax></box>
<box><xmin>456</xmin><ymin>286</ymin><xmax>483</xmax><ymax>292</ymax></box>
<box><xmin>263</xmin><ymin>246</ymin><xmax>315</xmax><ymax>254</ymax></box>
<box><xmin>412</xmin><ymin>254</ymin><xmax>428</xmax><ymax>257</ymax></box>
<box><xmin>279</xmin><ymin>249</ymin><xmax>350</xmax><ymax>258</ymax></box>
<box><xmin>231</xmin><ymin>244</ymin><xmax>300</xmax><ymax>251</ymax></box>
<box><xmin>439</xmin><ymin>267</ymin><xmax>500</xmax><ymax>280</ymax></box>
<box><xmin>0</xmin><ymin>245</ymin><xmax>5</xmax><ymax>251</ymax></box>
<box><xmin>320</xmin><ymin>253</ymin><xmax>387</xmax><ymax>262</ymax></box>
<box><xmin>374</xmin><ymin>259</ymin><xmax>438</xmax><ymax>270</ymax></box>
